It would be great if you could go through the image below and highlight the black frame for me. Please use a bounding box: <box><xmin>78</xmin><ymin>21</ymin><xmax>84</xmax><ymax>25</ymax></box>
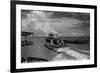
<box><xmin>10</xmin><ymin>0</ymin><xmax>97</xmax><ymax>73</ymax></box>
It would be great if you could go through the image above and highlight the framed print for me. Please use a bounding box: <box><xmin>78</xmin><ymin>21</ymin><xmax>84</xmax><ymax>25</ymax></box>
<box><xmin>10</xmin><ymin>0</ymin><xmax>97</xmax><ymax>72</ymax></box>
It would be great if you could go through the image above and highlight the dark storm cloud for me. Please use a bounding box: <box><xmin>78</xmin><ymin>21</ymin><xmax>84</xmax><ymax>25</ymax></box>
<box><xmin>51</xmin><ymin>12</ymin><xmax>90</xmax><ymax>21</ymax></box>
<box><xmin>21</xmin><ymin>10</ymin><xmax>90</xmax><ymax>37</ymax></box>
<box><xmin>21</xmin><ymin>10</ymin><xmax>32</xmax><ymax>19</ymax></box>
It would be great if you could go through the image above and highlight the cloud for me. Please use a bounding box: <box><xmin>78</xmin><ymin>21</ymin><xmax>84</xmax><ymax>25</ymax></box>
<box><xmin>22</xmin><ymin>10</ymin><xmax>60</xmax><ymax>36</ymax></box>
<box><xmin>21</xmin><ymin>10</ymin><xmax>90</xmax><ymax>37</ymax></box>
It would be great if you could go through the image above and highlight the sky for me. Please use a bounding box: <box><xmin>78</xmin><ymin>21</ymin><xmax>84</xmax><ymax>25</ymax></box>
<box><xmin>21</xmin><ymin>10</ymin><xmax>90</xmax><ymax>37</ymax></box>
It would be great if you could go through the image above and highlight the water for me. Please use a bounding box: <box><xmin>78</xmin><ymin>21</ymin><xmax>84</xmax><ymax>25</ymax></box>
<box><xmin>21</xmin><ymin>37</ymin><xmax>90</xmax><ymax>61</ymax></box>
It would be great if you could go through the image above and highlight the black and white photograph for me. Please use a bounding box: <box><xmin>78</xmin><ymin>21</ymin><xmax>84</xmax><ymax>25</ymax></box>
<box><xmin>11</xmin><ymin>1</ymin><xmax>97</xmax><ymax>72</ymax></box>
<box><xmin>21</xmin><ymin>10</ymin><xmax>90</xmax><ymax>63</ymax></box>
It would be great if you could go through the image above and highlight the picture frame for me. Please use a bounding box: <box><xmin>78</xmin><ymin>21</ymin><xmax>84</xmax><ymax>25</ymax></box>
<box><xmin>10</xmin><ymin>0</ymin><xmax>97</xmax><ymax>72</ymax></box>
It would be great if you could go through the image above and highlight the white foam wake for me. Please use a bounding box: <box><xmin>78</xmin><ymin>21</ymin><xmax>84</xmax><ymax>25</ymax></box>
<box><xmin>52</xmin><ymin>47</ymin><xmax>90</xmax><ymax>61</ymax></box>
